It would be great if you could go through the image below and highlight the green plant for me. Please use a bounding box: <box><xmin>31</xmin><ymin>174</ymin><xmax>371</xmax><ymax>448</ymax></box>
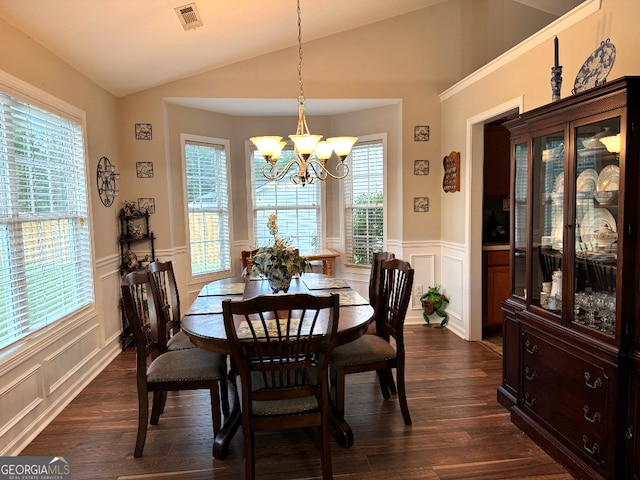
<box><xmin>245</xmin><ymin>213</ymin><xmax>309</xmax><ymax>281</ymax></box>
<box><xmin>420</xmin><ymin>285</ymin><xmax>449</xmax><ymax>328</ymax></box>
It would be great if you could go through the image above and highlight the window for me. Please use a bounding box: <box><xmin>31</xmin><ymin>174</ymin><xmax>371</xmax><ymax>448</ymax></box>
<box><xmin>0</xmin><ymin>88</ymin><xmax>92</xmax><ymax>349</ymax></box>
<box><xmin>250</xmin><ymin>148</ymin><xmax>322</xmax><ymax>252</ymax></box>
<box><xmin>343</xmin><ymin>136</ymin><xmax>384</xmax><ymax>266</ymax></box>
<box><xmin>183</xmin><ymin>135</ymin><xmax>231</xmax><ymax>276</ymax></box>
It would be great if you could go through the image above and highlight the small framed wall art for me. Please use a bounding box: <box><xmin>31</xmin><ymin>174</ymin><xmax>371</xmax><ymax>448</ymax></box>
<box><xmin>414</xmin><ymin>197</ymin><xmax>429</xmax><ymax>212</ymax></box>
<box><xmin>136</xmin><ymin>161</ymin><xmax>154</xmax><ymax>178</ymax></box>
<box><xmin>414</xmin><ymin>160</ymin><xmax>430</xmax><ymax>175</ymax></box>
<box><xmin>414</xmin><ymin>125</ymin><xmax>430</xmax><ymax>141</ymax></box>
<box><xmin>138</xmin><ymin>197</ymin><xmax>156</xmax><ymax>214</ymax></box>
<box><xmin>135</xmin><ymin>123</ymin><xmax>152</xmax><ymax>140</ymax></box>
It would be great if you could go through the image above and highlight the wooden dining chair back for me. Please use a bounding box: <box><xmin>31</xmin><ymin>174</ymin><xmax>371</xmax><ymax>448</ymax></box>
<box><xmin>368</xmin><ymin>251</ymin><xmax>395</xmax><ymax>310</ymax></box>
<box><xmin>121</xmin><ymin>271</ymin><xmax>227</xmax><ymax>458</ymax></box>
<box><xmin>330</xmin><ymin>258</ymin><xmax>414</xmax><ymax>431</ymax></box>
<box><xmin>241</xmin><ymin>249</ymin><xmax>259</xmax><ymax>274</ymax></box>
<box><xmin>222</xmin><ymin>292</ymin><xmax>340</xmax><ymax>480</ymax></box>
<box><xmin>148</xmin><ymin>260</ymin><xmax>195</xmax><ymax>351</ymax></box>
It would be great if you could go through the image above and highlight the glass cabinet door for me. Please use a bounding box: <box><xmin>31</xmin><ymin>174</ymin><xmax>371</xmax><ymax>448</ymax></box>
<box><xmin>572</xmin><ymin>117</ymin><xmax>620</xmax><ymax>336</ymax></box>
<box><xmin>532</xmin><ymin>132</ymin><xmax>564</xmax><ymax>315</ymax></box>
<box><xmin>513</xmin><ymin>142</ymin><xmax>527</xmax><ymax>299</ymax></box>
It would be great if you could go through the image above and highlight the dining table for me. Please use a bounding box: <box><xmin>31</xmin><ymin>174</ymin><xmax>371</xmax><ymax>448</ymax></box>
<box><xmin>181</xmin><ymin>273</ymin><xmax>374</xmax><ymax>459</ymax></box>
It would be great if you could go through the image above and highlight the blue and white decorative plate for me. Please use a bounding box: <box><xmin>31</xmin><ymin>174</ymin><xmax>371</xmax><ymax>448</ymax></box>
<box><xmin>572</xmin><ymin>39</ymin><xmax>616</xmax><ymax>94</ymax></box>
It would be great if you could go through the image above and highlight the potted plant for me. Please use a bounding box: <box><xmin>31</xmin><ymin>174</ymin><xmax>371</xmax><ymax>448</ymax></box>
<box><xmin>420</xmin><ymin>285</ymin><xmax>449</xmax><ymax>328</ymax></box>
<box><xmin>246</xmin><ymin>214</ymin><xmax>309</xmax><ymax>293</ymax></box>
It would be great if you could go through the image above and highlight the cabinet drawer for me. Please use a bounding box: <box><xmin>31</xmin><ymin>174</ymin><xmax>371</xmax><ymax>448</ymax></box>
<box><xmin>520</xmin><ymin>329</ymin><xmax>614</xmax><ymax>468</ymax></box>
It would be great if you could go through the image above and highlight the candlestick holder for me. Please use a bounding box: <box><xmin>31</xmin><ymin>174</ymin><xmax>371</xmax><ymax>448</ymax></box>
<box><xmin>551</xmin><ymin>66</ymin><xmax>563</xmax><ymax>102</ymax></box>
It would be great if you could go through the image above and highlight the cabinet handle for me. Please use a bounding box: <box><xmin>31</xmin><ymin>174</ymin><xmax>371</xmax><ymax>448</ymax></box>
<box><xmin>584</xmin><ymin>372</ymin><xmax>603</xmax><ymax>389</ymax></box>
<box><xmin>525</xmin><ymin>340</ymin><xmax>538</xmax><ymax>355</ymax></box>
<box><xmin>582</xmin><ymin>435</ymin><xmax>600</xmax><ymax>456</ymax></box>
<box><xmin>583</xmin><ymin>405</ymin><xmax>601</xmax><ymax>423</ymax></box>
<box><xmin>525</xmin><ymin>367</ymin><xmax>537</xmax><ymax>381</ymax></box>
<box><xmin>626</xmin><ymin>427</ymin><xmax>634</xmax><ymax>440</ymax></box>
<box><xmin>524</xmin><ymin>393</ymin><xmax>536</xmax><ymax>407</ymax></box>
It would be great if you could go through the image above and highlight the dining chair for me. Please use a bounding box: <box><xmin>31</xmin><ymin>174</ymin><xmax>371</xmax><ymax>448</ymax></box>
<box><xmin>121</xmin><ymin>270</ymin><xmax>228</xmax><ymax>458</ymax></box>
<box><xmin>365</xmin><ymin>251</ymin><xmax>396</xmax><ymax>334</ymax></box>
<box><xmin>241</xmin><ymin>249</ymin><xmax>259</xmax><ymax>275</ymax></box>
<box><xmin>330</xmin><ymin>258</ymin><xmax>414</xmax><ymax>426</ymax></box>
<box><xmin>222</xmin><ymin>292</ymin><xmax>340</xmax><ymax>480</ymax></box>
<box><xmin>147</xmin><ymin>260</ymin><xmax>195</xmax><ymax>351</ymax></box>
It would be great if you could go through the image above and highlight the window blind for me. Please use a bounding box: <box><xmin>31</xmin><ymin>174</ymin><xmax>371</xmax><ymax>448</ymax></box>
<box><xmin>343</xmin><ymin>139</ymin><xmax>384</xmax><ymax>266</ymax></box>
<box><xmin>0</xmin><ymin>91</ymin><xmax>93</xmax><ymax>349</ymax></box>
<box><xmin>185</xmin><ymin>139</ymin><xmax>231</xmax><ymax>275</ymax></box>
<box><xmin>251</xmin><ymin>149</ymin><xmax>321</xmax><ymax>252</ymax></box>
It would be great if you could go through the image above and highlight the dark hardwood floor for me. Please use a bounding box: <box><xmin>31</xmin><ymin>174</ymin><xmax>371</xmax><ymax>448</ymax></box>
<box><xmin>20</xmin><ymin>326</ymin><xmax>573</xmax><ymax>480</ymax></box>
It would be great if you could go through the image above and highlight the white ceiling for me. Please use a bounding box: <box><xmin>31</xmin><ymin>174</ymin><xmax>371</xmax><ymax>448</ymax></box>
<box><xmin>0</xmin><ymin>0</ymin><xmax>583</xmax><ymax>114</ymax></box>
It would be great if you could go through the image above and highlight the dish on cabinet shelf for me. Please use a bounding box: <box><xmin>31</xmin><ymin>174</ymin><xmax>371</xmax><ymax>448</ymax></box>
<box><xmin>576</xmin><ymin>168</ymin><xmax>598</xmax><ymax>193</ymax></box>
<box><xmin>597</xmin><ymin>165</ymin><xmax>620</xmax><ymax>192</ymax></box>
<box><xmin>594</xmin><ymin>190</ymin><xmax>618</xmax><ymax>205</ymax></box>
<box><xmin>594</xmin><ymin>207</ymin><xmax>617</xmax><ymax>232</ymax></box>
<box><xmin>580</xmin><ymin>207</ymin><xmax>617</xmax><ymax>246</ymax></box>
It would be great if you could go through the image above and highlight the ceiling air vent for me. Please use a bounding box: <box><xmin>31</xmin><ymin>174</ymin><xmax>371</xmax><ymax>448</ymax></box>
<box><xmin>174</xmin><ymin>2</ymin><xmax>203</xmax><ymax>31</ymax></box>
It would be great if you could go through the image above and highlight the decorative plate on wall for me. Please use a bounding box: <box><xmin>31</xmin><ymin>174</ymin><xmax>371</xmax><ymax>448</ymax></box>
<box><xmin>572</xmin><ymin>39</ymin><xmax>616</xmax><ymax>94</ymax></box>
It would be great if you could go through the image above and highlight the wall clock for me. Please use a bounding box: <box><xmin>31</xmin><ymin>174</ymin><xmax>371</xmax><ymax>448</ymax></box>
<box><xmin>97</xmin><ymin>156</ymin><xmax>119</xmax><ymax>207</ymax></box>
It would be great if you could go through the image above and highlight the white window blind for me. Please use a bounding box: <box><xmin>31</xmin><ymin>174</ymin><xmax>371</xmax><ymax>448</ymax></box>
<box><xmin>251</xmin><ymin>149</ymin><xmax>321</xmax><ymax>251</ymax></box>
<box><xmin>343</xmin><ymin>139</ymin><xmax>384</xmax><ymax>266</ymax></box>
<box><xmin>184</xmin><ymin>138</ymin><xmax>231</xmax><ymax>275</ymax></box>
<box><xmin>0</xmin><ymin>91</ymin><xmax>93</xmax><ymax>349</ymax></box>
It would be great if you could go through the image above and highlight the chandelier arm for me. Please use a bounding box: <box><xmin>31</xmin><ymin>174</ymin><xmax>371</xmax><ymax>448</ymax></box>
<box><xmin>307</xmin><ymin>159</ymin><xmax>350</xmax><ymax>180</ymax></box>
<box><xmin>305</xmin><ymin>161</ymin><xmax>326</xmax><ymax>181</ymax></box>
<box><xmin>262</xmin><ymin>158</ymin><xmax>300</xmax><ymax>181</ymax></box>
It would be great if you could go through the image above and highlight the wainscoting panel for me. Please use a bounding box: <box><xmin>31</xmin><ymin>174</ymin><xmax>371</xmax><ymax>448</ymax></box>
<box><xmin>43</xmin><ymin>326</ymin><xmax>100</xmax><ymax>396</ymax></box>
<box><xmin>0</xmin><ymin>365</ymin><xmax>43</xmax><ymax>439</ymax></box>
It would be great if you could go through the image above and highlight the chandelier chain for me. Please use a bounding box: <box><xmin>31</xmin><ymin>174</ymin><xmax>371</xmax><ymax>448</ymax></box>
<box><xmin>297</xmin><ymin>0</ymin><xmax>304</xmax><ymax>104</ymax></box>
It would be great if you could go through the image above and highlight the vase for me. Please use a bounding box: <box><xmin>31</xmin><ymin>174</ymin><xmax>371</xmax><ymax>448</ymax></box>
<box><xmin>267</xmin><ymin>274</ymin><xmax>292</xmax><ymax>294</ymax></box>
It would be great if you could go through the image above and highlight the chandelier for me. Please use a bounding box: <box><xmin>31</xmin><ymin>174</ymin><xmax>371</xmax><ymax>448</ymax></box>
<box><xmin>250</xmin><ymin>0</ymin><xmax>357</xmax><ymax>185</ymax></box>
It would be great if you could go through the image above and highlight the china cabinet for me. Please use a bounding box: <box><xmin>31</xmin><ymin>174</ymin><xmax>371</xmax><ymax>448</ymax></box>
<box><xmin>499</xmin><ymin>77</ymin><xmax>640</xmax><ymax>480</ymax></box>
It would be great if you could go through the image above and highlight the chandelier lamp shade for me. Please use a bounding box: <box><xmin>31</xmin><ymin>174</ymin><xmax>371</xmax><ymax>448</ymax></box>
<box><xmin>250</xmin><ymin>0</ymin><xmax>357</xmax><ymax>185</ymax></box>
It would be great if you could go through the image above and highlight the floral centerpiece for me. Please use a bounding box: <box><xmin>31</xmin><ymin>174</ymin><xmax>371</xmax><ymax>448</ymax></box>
<box><xmin>420</xmin><ymin>285</ymin><xmax>449</xmax><ymax>328</ymax></box>
<box><xmin>246</xmin><ymin>214</ymin><xmax>309</xmax><ymax>293</ymax></box>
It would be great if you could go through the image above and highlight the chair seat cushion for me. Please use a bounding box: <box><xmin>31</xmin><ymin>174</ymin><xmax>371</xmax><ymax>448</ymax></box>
<box><xmin>167</xmin><ymin>330</ymin><xmax>196</xmax><ymax>350</ymax></box>
<box><xmin>147</xmin><ymin>348</ymin><xmax>226</xmax><ymax>383</ymax></box>
<box><xmin>331</xmin><ymin>334</ymin><xmax>397</xmax><ymax>367</ymax></box>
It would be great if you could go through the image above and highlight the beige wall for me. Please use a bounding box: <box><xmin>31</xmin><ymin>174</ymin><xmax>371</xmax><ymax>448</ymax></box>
<box><xmin>440</xmin><ymin>0</ymin><xmax>639</xmax><ymax>339</ymax></box>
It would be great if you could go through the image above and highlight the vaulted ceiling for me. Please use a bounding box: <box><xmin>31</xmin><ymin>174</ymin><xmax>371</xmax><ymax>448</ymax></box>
<box><xmin>0</xmin><ymin>0</ymin><xmax>583</xmax><ymax>98</ymax></box>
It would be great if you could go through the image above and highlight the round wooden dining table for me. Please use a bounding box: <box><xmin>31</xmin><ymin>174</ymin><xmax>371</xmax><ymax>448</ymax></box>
<box><xmin>181</xmin><ymin>274</ymin><xmax>374</xmax><ymax>459</ymax></box>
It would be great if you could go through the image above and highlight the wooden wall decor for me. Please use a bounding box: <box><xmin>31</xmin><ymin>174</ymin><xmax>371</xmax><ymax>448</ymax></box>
<box><xmin>443</xmin><ymin>151</ymin><xmax>460</xmax><ymax>193</ymax></box>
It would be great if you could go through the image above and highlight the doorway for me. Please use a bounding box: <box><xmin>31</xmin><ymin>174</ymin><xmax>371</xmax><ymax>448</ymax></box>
<box><xmin>482</xmin><ymin>120</ymin><xmax>512</xmax><ymax>346</ymax></box>
<box><xmin>463</xmin><ymin>99</ymin><xmax>521</xmax><ymax>345</ymax></box>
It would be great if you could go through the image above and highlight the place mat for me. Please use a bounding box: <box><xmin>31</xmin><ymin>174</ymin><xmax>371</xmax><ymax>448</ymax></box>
<box><xmin>198</xmin><ymin>282</ymin><xmax>245</xmax><ymax>296</ymax></box>
<box><xmin>315</xmin><ymin>289</ymin><xmax>369</xmax><ymax>307</ymax></box>
<box><xmin>185</xmin><ymin>295</ymin><xmax>242</xmax><ymax>315</ymax></box>
<box><xmin>303</xmin><ymin>275</ymin><xmax>349</xmax><ymax>290</ymax></box>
